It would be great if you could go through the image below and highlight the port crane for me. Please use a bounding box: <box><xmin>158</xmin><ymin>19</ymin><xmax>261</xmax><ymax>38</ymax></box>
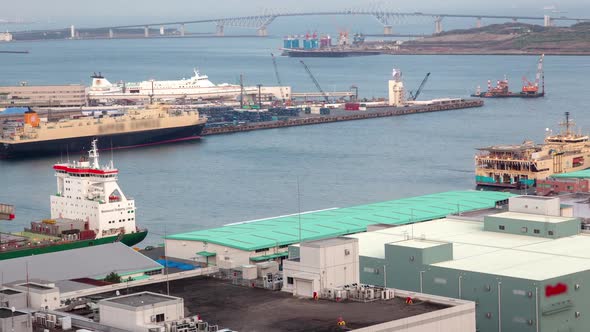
<box><xmin>522</xmin><ymin>54</ymin><xmax>544</xmax><ymax>95</ymax></box>
<box><xmin>270</xmin><ymin>53</ymin><xmax>286</xmax><ymax>104</ymax></box>
<box><xmin>299</xmin><ymin>60</ymin><xmax>329</xmax><ymax>103</ymax></box>
<box><xmin>409</xmin><ymin>72</ymin><xmax>431</xmax><ymax>101</ymax></box>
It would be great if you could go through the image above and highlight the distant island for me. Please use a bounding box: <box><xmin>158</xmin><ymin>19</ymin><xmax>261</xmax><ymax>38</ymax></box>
<box><xmin>374</xmin><ymin>22</ymin><xmax>590</xmax><ymax>55</ymax></box>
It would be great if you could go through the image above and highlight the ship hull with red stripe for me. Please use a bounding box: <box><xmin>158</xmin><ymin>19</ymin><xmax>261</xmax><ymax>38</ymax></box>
<box><xmin>0</xmin><ymin>122</ymin><xmax>206</xmax><ymax>158</ymax></box>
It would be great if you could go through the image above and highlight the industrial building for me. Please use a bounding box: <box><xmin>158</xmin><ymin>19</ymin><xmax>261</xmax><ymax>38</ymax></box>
<box><xmin>0</xmin><ymin>243</ymin><xmax>163</xmax><ymax>296</ymax></box>
<box><xmin>99</xmin><ymin>292</ymin><xmax>185</xmax><ymax>332</ymax></box>
<box><xmin>340</xmin><ymin>195</ymin><xmax>590</xmax><ymax>332</ymax></box>
<box><xmin>0</xmin><ymin>308</ymin><xmax>31</xmax><ymax>332</ymax></box>
<box><xmin>282</xmin><ymin>237</ymin><xmax>359</xmax><ymax>297</ymax></box>
<box><xmin>0</xmin><ymin>84</ymin><xmax>86</xmax><ymax>107</ymax></box>
<box><xmin>165</xmin><ymin>190</ymin><xmax>512</xmax><ymax>268</ymax></box>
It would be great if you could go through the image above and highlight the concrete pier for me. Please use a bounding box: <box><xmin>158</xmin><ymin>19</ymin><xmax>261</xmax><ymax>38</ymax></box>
<box><xmin>383</xmin><ymin>25</ymin><xmax>393</xmax><ymax>35</ymax></box>
<box><xmin>144</xmin><ymin>26</ymin><xmax>149</xmax><ymax>37</ymax></box>
<box><xmin>476</xmin><ymin>17</ymin><xmax>482</xmax><ymax>28</ymax></box>
<box><xmin>109</xmin><ymin>28</ymin><xmax>114</xmax><ymax>38</ymax></box>
<box><xmin>160</xmin><ymin>26</ymin><xmax>165</xmax><ymax>35</ymax></box>
<box><xmin>180</xmin><ymin>24</ymin><xmax>185</xmax><ymax>36</ymax></box>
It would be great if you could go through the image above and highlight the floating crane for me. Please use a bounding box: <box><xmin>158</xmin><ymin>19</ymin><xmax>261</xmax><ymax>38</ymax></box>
<box><xmin>271</xmin><ymin>53</ymin><xmax>287</xmax><ymax>105</ymax></box>
<box><xmin>299</xmin><ymin>60</ymin><xmax>329</xmax><ymax>102</ymax></box>
<box><xmin>409</xmin><ymin>72</ymin><xmax>431</xmax><ymax>101</ymax></box>
<box><xmin>522</xmin><ymin>54</ymin><xmax>544</xmax><ymax>95</ymax></box>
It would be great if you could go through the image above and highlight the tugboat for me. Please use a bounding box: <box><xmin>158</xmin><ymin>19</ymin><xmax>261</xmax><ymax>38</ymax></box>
<box><xmin>0</xmin><ymin>140</ymin><xmax>148</xmax><ymax>260</ymax></box>
<box><xmin>471</xmin><ymin>54</ymin><xmax>544</xmax><ymax>98</ymax></box>
<box><xmin>475</xmin><ymin>112</ymin><xmax>590</xmax><ymax>188</ymax></box>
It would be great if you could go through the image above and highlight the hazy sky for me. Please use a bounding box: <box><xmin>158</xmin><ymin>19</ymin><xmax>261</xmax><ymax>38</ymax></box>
<box><xmin>3</xmin><ymin>0</ymin><xmax>589</xmax><ymax>22</ymax></box>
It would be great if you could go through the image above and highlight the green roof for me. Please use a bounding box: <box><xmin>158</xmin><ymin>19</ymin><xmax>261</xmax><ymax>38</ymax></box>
<box><xmin>196</xmin><ymin>251</ymin><xmax>217</xmax><ymax>257</ymax></box>
<box><xmin>250</xmin><ymin>252</ymin><xmax>289</xmax><ymax>262</ymax></box>
<box><xmin>166</xmin><ymin>190</ymin><xmax>513</xmax><ymax>251</ymax></box>
<box><xmin>551</xmin><ymin>169</ymin><xmax>590</xmax><ymax>179</ymax></box>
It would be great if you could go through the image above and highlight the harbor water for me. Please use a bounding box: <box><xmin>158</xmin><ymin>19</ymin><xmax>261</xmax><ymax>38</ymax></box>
<box><xmin>1</xmin><ymin>37</ymin><xmax>590</xmax><ymax>245</ymax></box>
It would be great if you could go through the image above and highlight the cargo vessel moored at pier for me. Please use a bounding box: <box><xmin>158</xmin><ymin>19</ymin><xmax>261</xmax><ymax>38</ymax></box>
<box><xmin>0</xmin><ymin>140</ymin><xmax>147</xmax><ymax>260</ymax></box>
<box><xmin>0</xmin><ymin>104</ymin><xmax>207</xmax><ymax>158</ymax></box>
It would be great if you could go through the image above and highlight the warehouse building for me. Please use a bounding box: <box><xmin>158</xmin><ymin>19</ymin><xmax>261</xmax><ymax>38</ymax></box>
<box><xmin>165</xmin><ymin>190</ymin><xmax>512</xmax><ymax>269</ymax></box>
<box><xmin>0</xmin><ymin>84</ymin><xmax>86</xmax><ymax>107</ymax></box>
<box><xmin>345</xmin><ymin>195</ymin><xmax>590</xmax><ymax>332</ymax></box>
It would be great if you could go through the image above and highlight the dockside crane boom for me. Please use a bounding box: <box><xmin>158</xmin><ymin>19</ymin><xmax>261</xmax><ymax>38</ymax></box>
<box><xmin>271</xmin><ymin>53</ymin><xmax>286</xmax><ymax>103</ymax></box>
<box><xmin>409</xmin><ymin>72</ymin><xmax>430</xmax><ymax>101</ymax></box>
<box><xmin>299</xmin><ymin>60</ymin><xmax>329</xmax><ymax>102</ymax></box>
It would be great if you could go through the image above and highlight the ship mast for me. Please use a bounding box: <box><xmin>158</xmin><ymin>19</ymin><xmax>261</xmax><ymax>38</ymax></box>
<box><xmin>562</xmin><ymin>112</ymin><xmax>572</xmax><ymax>136</ymax></box>
<box><xmin>89</xmin><ymin>139</ymin><xmax>100</xmax><ymax>169</ymax></box>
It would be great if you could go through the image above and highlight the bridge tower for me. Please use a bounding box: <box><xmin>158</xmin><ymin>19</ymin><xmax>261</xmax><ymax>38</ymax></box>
<box><xmin>434</xmin><ymin>17</ymin><xmax>443</xmax><ymax>34</ymax></box>
<box><xmin>216</xmin><ymin>23</ymin><xmax>225</xmax><ymax>36</ymax></box>
<box><xmin>257</xmin><ymin>26</ymin><xmax>268</xmax><ymax>36</ymax></box>
<box><xmin>544</xmin><ymin>15</ymin><xmax>553</xmax><ymax>27</ymax></box>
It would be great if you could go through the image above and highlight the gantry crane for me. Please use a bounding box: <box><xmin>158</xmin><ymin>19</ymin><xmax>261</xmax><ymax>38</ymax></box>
<box><xmin>299</xmin><ymin>60</ymin><xmax>329</xmax><ymax>103</ymax></box>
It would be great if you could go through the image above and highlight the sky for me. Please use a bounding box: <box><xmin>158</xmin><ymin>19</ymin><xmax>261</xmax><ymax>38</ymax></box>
<box><xmin>2</xmin><ymin>0</ymin><xmax>589</xmax><ymax>25</ymax></box>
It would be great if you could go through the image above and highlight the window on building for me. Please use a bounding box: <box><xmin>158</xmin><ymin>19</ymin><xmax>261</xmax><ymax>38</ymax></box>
<box><xmin>287</xmin><ymin>277</ymin><xmax>294</xmax><ymax>285</ymax></box>
<box><xmin>534</xmin><ymin>229</ymin><xmax>540</xmax><ymax>234</ymax></box>
<box><xmin>255</xmin><ymin>248</ymin><xmax>269</xmax><ymax>253</ymax></box>
<box><xmin>521</xmin><ymin>227</ymin><xmax>528</xmax><ymax>233</ymax></box>
<box><xmin>155</xmin><ymin>313</ymin><xmax>165</xmax><ymax>323</ymax></box>
<box><xmin>548</xmin><ymin>230</ymin><xmax>554</xmax><ymax>236</ymax></box>
<box><xmin>499</xmin><ymin>225</ymin><xmax>505</xmax><ymax>230</ymax></box>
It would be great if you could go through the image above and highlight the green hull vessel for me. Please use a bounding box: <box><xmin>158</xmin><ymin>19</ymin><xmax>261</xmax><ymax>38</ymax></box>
<box><xmin>0</xmin><ymin>230</ymin><xmax>148</xmax><ymax>261</ymax></box>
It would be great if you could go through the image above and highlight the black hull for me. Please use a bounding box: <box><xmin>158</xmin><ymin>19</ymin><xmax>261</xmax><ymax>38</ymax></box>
<box><xmin>284</xmin><ymin>50</ymin><xmax>381</xmax><ymax>57</ymax></box>
<box><xmin>1</xmin><ymin>123</ymin><xmax>206</xmax><ymax>159</ymax></box>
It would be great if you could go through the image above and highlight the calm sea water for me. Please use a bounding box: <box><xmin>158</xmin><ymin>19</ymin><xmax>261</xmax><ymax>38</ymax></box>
<box><xmin>1</xmin><ymin>36</ymin><xmax>589</xmax><ymax>245</ymax></box>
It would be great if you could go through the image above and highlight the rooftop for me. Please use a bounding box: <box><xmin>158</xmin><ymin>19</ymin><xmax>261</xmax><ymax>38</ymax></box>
<box><xmin>489</xmin><ymin>211</ymin><xmax>576</xmax><ymax>224</ymax></box>
<box><xmin>0</xmin><ymin>288</ymin><xmax>21</xmax><ymax>295</ymax></box>
<box><xmin>552</xmin><ymin>168</ymin><xmax>590</xmax><ymax>179</ymax></box>
<box><xmin>351</xmin><ymin>213</ymin><xmax>590</xmax><ymax>281</ymax></box>
<box><xmin>167</xmin><ymin>191</ymin><xmax>513</xmax><ymax>251</ymax></box>
<box><xmin>0</xmin><ymin>308</ymin><xmax>26</xmax><ymax>319</ymax></box>
<box><xmin>303</xmin><ymin>237</ymin><xmax>357</xmax><ymax>248</ymax></box>
<box><xmin>97</xmin><ymin>276</ymin><xmax>448</xmax><ymax>332</ymax></box>
<box><xmin>0</xmin><ymin>243</ymin><xmax>162</xmax><ymax>284</ymax></box>
<box><xmin>390</xmin><ymin>239</ymin><xmax>448</xmax><ymax>249</ymax></box>
<box><xmin>102</xmin><ymin>292</ymin><xmax>179</xmax><ymax>308</ymax></box>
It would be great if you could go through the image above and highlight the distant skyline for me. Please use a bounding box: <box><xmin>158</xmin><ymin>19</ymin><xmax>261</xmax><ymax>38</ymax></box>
<box><xmin>2</xmin><ymin>0</ymin><xmax>589</xmax><ymax>24</ymax></box>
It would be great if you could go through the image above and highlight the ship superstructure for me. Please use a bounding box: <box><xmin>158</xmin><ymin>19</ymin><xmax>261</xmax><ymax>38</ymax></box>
<box><xmin>0</xmin><ymin>104</ymin><xmax>207</xmax><ymax>158</ymax></box>
<box><xmin>88</xmin><ymin>69</ymin><xmax>247</xmax><ymax>97</ymax></box>
<box><xmin>475</xmin><ymin>112</ymin><xmax>590</xmax><ymax>188</ymax></box>
<box><xmin>51</xmin><ymin>141</ymin><xmax>136</xmax><ymax>238</ymax></box>
<box><xmin>0</xmin><ymin>140</ymin><xmax>147</xmax><ymax>260</ymax></box>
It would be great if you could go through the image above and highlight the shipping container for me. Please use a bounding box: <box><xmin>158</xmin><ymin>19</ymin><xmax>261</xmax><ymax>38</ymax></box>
<box><xmin>345</xmin><ymin>103</ymin><xmax>360</xmax><ymax>111</ymax></box>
